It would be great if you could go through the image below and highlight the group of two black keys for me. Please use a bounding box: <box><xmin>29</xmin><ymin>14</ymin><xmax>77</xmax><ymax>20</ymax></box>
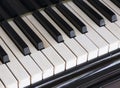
<box><xmin>0</xmin><ymin>0</ymin><xmax>118</xmax><ymax>64</ymax></box>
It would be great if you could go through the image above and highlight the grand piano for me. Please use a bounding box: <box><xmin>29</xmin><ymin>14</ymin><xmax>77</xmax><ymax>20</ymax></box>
<box><xmin>0</xmin><ymin>0</ymin><xmax>120</xmax><ymax>88</ymax></box>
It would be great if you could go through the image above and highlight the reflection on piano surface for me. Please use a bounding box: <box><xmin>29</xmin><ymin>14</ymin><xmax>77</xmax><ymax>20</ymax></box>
<box><xmin>0</xmin><ymin>0</ymin><xmax>120</xmax><ymax>88</ymax></box>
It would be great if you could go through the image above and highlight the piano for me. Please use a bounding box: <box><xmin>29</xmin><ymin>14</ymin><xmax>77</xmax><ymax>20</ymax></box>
<box><xmin>0</xmin><ymin>0</ymin><xmax>120</xmax><ymax>88</ymax></box>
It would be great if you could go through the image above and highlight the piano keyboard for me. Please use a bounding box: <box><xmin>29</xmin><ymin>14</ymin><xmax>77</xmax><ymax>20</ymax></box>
<box><xmin>0</xmin><ymin>0</ymin><xmax>120</xmax><ymax>88</ymax></box>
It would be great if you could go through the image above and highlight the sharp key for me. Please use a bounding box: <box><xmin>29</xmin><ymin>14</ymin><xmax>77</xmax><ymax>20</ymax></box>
<box><xmin>14</xmin><ymin>16</ymin><xmax>44</xmax><ymax>50</ymax></box>
<box><xmin>87</xmin><ymin>0</ymin><xmax>117</xmax><ymax>22</ymax></box>
<box><xmin>0</xmin><ymin>46</ymin><xmax>10</xmax><ymax>64</ymax></box>
<box><xmin>0</xmin><ymin>65</ymin><xmax>17</xmax><ymax>88</ymax></box>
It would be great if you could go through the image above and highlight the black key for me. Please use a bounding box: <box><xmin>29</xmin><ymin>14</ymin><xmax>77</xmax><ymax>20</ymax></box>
<box><xmin>19</xmin><ymin>0</ymin><xmax>40</xmax><ymax>11</ymax></box>
<box><xmin>33</xmin><ymin>11</ymin><xmax>64</xmax><ymax>43</ymax></box>
<box><xmin>0</xmin><ymin>21</ymin><xmax>30</xmax><ymax>55</ymax></box>
<box><xmin>88</xmin><ymin>0</ymin><xmax>117</xmax><ymax>22</ymax></box>
<box><xmin>44</xmin><ymin>7</ymin><xmax>76</xmax><ymax>38</ymax></box>
<box><xmin>0</xmin><ymin>46</ymin><xmax>10</xmax><ymax>64</ymax></box>
<box><xmin>56</xmin><ymin>3</ymin><xmax>87</xmax><ymax>33</ymax></box>
<box><xmin>73</xmin><ymin>0</ymin><xmax>105</xmax><ymax>27</ymax></box>
<box><xmin>0</xmin><ymin>0</ymin><xmax>28</xmax><ymax>17</ymax></box>
<box><xmin>14</xmin><ymin>16</ymin><xmax>44</xmax><ymax>50</ymax></box>
<box><xmin>111</xmin><ymin>0</ymin><xmax>120</xmax><ymax>8</ymax></box>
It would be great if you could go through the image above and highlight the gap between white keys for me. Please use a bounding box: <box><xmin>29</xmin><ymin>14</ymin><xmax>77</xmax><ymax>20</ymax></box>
<box><xmin>0</xmin><ymin>80</ymin><xmax>5</xmax><ymax>88</ymax></box>
<box><xmin>0</xmin><ymin>64</ymin><xmax>17</xmax><ymax>88</ymax></box>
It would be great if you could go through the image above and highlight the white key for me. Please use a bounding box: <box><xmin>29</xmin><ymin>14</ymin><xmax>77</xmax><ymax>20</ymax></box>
<box><xmin>67</xmin><ymin>1</ymin><xmax>119</xmax><ymax>52</ymax></box>
<box><xmin>0</xmin><ymin>27</ymin><xmax>42</xmax><ymax>85</ymax></box>
<box><xmin>54</xmin><ymin>5</ymin><xmax>109</xmax><ymax>56</ymax></box>
<box><xmin>0</xmin><ymin>38</ymin><xmax>30</xmax><ymax>88</ymax></box>
<box><xmin>7</xmin><ymin>60</ymin><xmax>30</xmax><ymax>88</ymax></box>
<box><xmin>26</xmin><ymin>14</ymin><xmax>77</xmax><ymax>69</ymax></box>
<box><xmin>86</xmin><ymin>30</ymin><xmax>109</xmax><ymax>56</ymax></box>
<box><xmin>0</xmin><ymin>81</ymin><xmax>5</xmax><ymax>88</ymax></box>
<box><xmin>64</xmin><ymin>39</ymin><xmax>87</xmax><ymax>65</ymax></box>
<box><xmin>8</xmin><ymin>21</ymin><xmax>54</xmax><ymax>79</ymax></box>
<box><xmin>42</xmin><ymin>47</ymin><xmax>65</xmax><ymax>74</ymax></box>
<box><xmin>31</xmin><ymin>51</ymin><xmax>53</xmax><ymax>79</ymax></box>
<box><xmin>75</xmin><ymin>35</ymin><xmax>98</xmax><ymax>60</ymax></box>
<box><xmin>54</xmin><ymin>43</ymin><xmax>77</xmax><ymax>69</ymax></box>
<box><xmin>96</xmin><ymin>27</ymin><xmax>119</xmax><ymax>51</ymax></box>
<box><xmin>0</xmin><ymin>65</ymin><xmax>17</xmax><ymax>88</ymax></box>
<box><xmin>105</xmin><ymin>23</ymin><xmax>120</xmax><ymax>47</ymax></box>
<box><xmin>41</xmin><ymin>10</ymin><xmax>87</xmax><ymax>65</ymax></box>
